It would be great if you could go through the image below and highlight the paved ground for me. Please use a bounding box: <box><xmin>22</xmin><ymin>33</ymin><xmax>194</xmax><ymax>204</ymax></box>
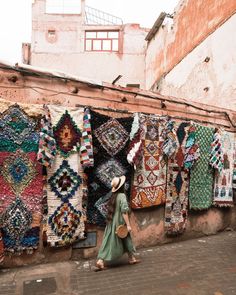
<box><xmin>0</xmin><ymin>231</ymin><xmax>236</xmax><ymax>295</ymax></box>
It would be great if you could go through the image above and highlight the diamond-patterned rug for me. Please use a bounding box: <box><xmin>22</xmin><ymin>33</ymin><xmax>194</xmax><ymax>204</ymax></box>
<box><xmin>95</xmin><ymin>158</ymin><xmax>127</xmax><ymax>188</ymax></box>
<box><xmin>49</xmin><ymin>202</ymin><xmax>82</xmax><ymax>242</ymax></box>
<box><xmin>129</xmin><ymin>114</ymin><xmax>170</xmax><ymax>209</ymax></box>
<box><xmin>165</xmin><ymin>122</ymin><xmax>190</xmax><ymax>235</ymax></box>
<box><xmin>0</xmin><ymin>104</ymin><xmax>36</xmax><ymax>145</ymax></box>
<box><xmin>86</xmin><ymin>110</ymin><xmax>133</xmax><ymax>226</ymax></box>
<box><xmin>0</xmin><ymin>105</ymin><xmax>43</xmax><ymax>254</ymax></box>
<box><xmin>53</xmin><ymin>110</ymin><xmax>81</xmax><ymax>158</ymax></box>
<box><xmin>2</xmin><ymin>150</ymin><xmax>37</xmax><ymax>195</ymax></box>
<box><xmin>94</xmin><ymin>191</ymin><xmax>112</xmax><ymax>219</ymax></box>
<box><xmin>48</xmin><ymin>160</ymin><xmax>82</xmax><ymax>201</ymax></box>
<box><xmin>1</xmin><ymin>197</ymin><xmax>32</xmax><ymax>249</ymax></box>
<box><xmin>45</xmin><ymin>106</ymin><xmax>93</xmax><ymax>246</ymax></box>
<box><xmin>0</xmin><ymin>151</ymin><xmax>43</xmax><ymax>253</ymax></box>
<box><xmin>94</xmin><ymin>118</ymin><xmax>129</xmax><ymax>156</ymax></box>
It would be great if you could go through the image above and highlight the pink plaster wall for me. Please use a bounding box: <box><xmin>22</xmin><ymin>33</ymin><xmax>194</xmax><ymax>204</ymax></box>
<box><xmin>157</xmin><ymin>13</ymin><xmax>236</xmax><ymax>111</ymax></box>
<box><xmin>145</xmin><ymin>0</ymin><xmax>236</xmax><ymax>112</ymax></box>
<box><xmin>146</xmin><ymin>0</ymin><xmax>236</xmax><ymax>89</ymax></box>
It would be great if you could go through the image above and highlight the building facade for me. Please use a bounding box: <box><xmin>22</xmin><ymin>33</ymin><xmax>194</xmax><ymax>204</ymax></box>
<box><xmin>27</xmin><ymin>0</ymin><xmax>148</xmax><ymax>89</ymax></box>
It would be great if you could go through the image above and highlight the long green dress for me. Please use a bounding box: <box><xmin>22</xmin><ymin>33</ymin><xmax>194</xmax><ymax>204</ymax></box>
<box><xmin>97</xmin><ymin>193</ymin><xmax>135</xmax><ymax>261</ymax></box>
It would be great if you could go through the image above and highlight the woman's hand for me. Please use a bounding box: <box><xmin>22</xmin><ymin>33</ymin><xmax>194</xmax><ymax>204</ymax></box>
<box><xmin>122</xmin><ymin>213</ymin><xmax>132</xmax><ymax>232</ymax></box>
<box><xmin>127</xmin><ymin>225</ymin><xmax>132</xmax><ymax>232</ymax></box>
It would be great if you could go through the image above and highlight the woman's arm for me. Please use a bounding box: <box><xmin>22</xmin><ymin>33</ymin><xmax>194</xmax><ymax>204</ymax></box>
<box><xmin>122</xmin><ymin>213</ymin><xmax>132</xmax><ymax>232</ymax></box>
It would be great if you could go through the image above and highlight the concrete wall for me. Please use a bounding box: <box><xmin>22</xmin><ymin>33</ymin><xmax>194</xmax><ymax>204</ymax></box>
<box><xmin>156</xmin><ymin>13</ymin><xmax>236</xmax><ymax>111</ymax></box>
<box><xmin>30</xmin><ymin>0</ymin><xmax>148</xmax><ymax>88</ymax></box>
<box><xmin>145</xmin><ymin>21</ymin><xmax>170</xmax><ymax>91</ymax></box>
<box><xmin>146</xmin><ymin>0</ymin><xmax>236</xmax><ymax>89</ymax></box>
<box><xmin>145</xmin><ymin>0</ymin><xmax>236</xmax><ymax>104</ymax></box>
<box><xmin>0</xmin><ymin>64</ymin><xmax>235</xmax><ymax>267</ymax></box>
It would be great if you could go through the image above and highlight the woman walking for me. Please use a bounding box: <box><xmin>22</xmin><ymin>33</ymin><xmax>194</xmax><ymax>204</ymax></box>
<box><xmin>94</xmin><ymin>175</ymin><xmax>140</xmax><ymax>271</ymax></box>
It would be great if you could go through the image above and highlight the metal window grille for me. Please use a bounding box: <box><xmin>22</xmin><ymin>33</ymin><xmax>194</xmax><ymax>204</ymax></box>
<box><xmin>85</xmin><ymin>5</ymin><xmax>123</xmax><ymax>25</ymax></box>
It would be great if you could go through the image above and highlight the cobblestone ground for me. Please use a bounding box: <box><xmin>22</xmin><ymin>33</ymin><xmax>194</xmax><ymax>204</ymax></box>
<box><xmin>0</xmin><ymin>231</ymin><xmax>236</xmax><ymax>295</ymax></box>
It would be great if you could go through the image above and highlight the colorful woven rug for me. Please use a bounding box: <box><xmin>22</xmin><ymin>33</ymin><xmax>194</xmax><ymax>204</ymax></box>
<box><xmin>233</xmin><ymin>136</ymin><xmax>236</xmax><ymax>190</ymax></box>
<box><xmin>0</xmin><ymin>105</ymin><xmax>43</xmax><ymax>254</ymax></box>
<box><xmin>86</xmin><ymin>110</ymin><xmax>133</xmax><ymax>226</ymax></box>
<box><xmin>188</xmin><ymin>124</ymin><xmax>214</xmax><ymax>210</ymax></box>
<box><xmin>211</xmin><ymin>130</ymin><xmax>234</xmax><ymax>207</ymax></box>
<box><xmin>165</xmin><ymin>122</ymin><xmax>191</xmax><ymax>235</ymax></box>
<box><xmin>0</xmin><ymin>230</ymin><xmax>4</xmax><ymax>264</ymax></box>
<box><xmin>44</xmin><ymin>106</ymin><xmax>93</xmax><ymax>246</ymax></box>
<box><xmin>37</xmin><ymin>105</ymin><xmax>57</xmax><ymax>168</ymax></box>
<box><xmin>128</xmin><ymin>114</ymin><xmax>171</xmax><ymax>209</ymax></box>
<box><xmin>94</xmin><ymin>191</ymin><xmax>112</xmax><ymax>219</ymax></box>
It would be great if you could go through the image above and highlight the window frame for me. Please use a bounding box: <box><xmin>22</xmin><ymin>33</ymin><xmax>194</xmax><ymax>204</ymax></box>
<box><xmin>85</xmin><ymin>30</ymin><xmax>119</xmax><ymax>52</ymax></box>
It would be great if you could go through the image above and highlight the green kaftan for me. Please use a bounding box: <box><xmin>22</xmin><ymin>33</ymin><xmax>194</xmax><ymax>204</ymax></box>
<box><xmin>97</xmin><ymin>193</ymin><xmax>135</xmax><ymax>261</ymax></box>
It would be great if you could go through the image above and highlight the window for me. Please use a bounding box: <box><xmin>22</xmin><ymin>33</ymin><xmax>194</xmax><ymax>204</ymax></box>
<box><xmin>48</xmin><ymin>30</ymin><xmax>56</xmax><ymax>37</ymax></box>
<box><xmin>46</xmin><ymin>29</ymin><xmax>57</xmax><ymax>43</ymax></box>
<box><xmin>85</xmin><ymin>31</ymin><xmax>119</xmax><ymax>52</ymax></box>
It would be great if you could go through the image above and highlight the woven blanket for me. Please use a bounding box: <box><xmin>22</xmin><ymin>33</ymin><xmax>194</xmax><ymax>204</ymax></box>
<box><xmin>0</xmin><ymin>105</ymin><xmax>43</xmax><ymax>254</ymax></box>
<box><xmin>188</xmin><ymin>124</ymin><xmax>214</xmax><ymax>210</ymax></box>
<box><xmin>233</xmin><ymin>154</ymin><xmax>236</xmax><ymax>189</ymax></box>
<box><xmin>165</xmin><ymin>122</ymin><xmax>190</xmax><ymax>235</ymax></box>
<box><xmin>0</xmin><ymin>230</ymin><xmax>4</xmax><ymax>264</ymax></box>
<box><xmin>209</xmin><ymin>130</ymin><xmax>224</xmax><ymax>172</ymax></box>
<box><xmin>37</xmin><ymin>105</ymin><xmax>57</xmax><ymax>168</ymax></box>
<box><xmin>44</xmin><ymin>106</ymin><xmax>93</xmax><ymax>246</ymax></box>
<box><xmin>86</xmin><ymin>110</ymin><xmax>133</xmax><ymax>226</ymax></box>
<box><xmin>184</xmin><ymin>125</ymin><xmax>200</xmax><ymax>169</ymax></box>
<box><xmin>212</xmin><ymin>131</ymin><xmax>234</xmax><ymax>207</ymax></box>
<box><xmin>233</xmin><ymin>136</ymin><xmax>236</xmax><ymax>189</ymax></box>
<box><xmin>128</xmin><ymin>114</ymin><xmax>172</xmax><ymax>209</ymax></box>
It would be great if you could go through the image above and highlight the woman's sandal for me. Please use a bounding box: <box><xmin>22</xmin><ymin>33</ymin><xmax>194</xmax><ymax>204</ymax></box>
<box><xmin>128</xmin><ymin>258</ymin><xmax>141</xmax><ymax>265</ymax></box>
<box><xmin>93</xmin><ymin>262</ymin><xmax>107</xmax><ymax>272</ymax></box>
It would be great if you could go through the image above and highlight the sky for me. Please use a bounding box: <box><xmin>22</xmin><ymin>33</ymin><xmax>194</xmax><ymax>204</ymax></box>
<box><xmin>0</xmin><ymin>0</ymin><xmax>179</xmax><ymax>63</ymax></box>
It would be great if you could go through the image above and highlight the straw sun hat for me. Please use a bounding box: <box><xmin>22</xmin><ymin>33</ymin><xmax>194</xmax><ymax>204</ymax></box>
<box><xmin>111</xmin><ymin>175</ymin><xmax>126</xmax><ymax>193</ymax></box>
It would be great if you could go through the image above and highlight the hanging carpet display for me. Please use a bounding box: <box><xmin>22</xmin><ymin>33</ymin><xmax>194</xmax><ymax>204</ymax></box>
<box><xmin>0</xmin><ymin>230</ymin><xmax>4</xmax><ymax>263</ymax></box>
<box><xmin>128</xmin><ymin>114</ymin><xmax>174</xmax><ymax>209</ymax></box>
<box><xmin>165</xmin><ymin>122</ymin><xmax>192</xmax><ymax>235</ymax></box>
<box><xmin>210</xmin><ymin>130</ymin><xmax>234</xmax><ymax>207</ymax></box>
<box><xmin>0</xmin><ymin>104</ymin><xmax>43</xmax><ymax>254</ymax></box>
<box><xmin>41</xmin><ymin>105</ymin><xmax>93</xmax><ymax>247</ymax></box>
<box><xmin>233</xmin><ymin>149</ymin><xmax>236</xmax><ymax>189</ymax></box>
<box><xmin>86</xmin><ymin>110</ymin><xmax>133</xmax><ymax>226</ymax></box>
<box><xmin>188</xmin><ymin>124</ymin><xmax>214</xmax><ymax>210</ymax></box>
